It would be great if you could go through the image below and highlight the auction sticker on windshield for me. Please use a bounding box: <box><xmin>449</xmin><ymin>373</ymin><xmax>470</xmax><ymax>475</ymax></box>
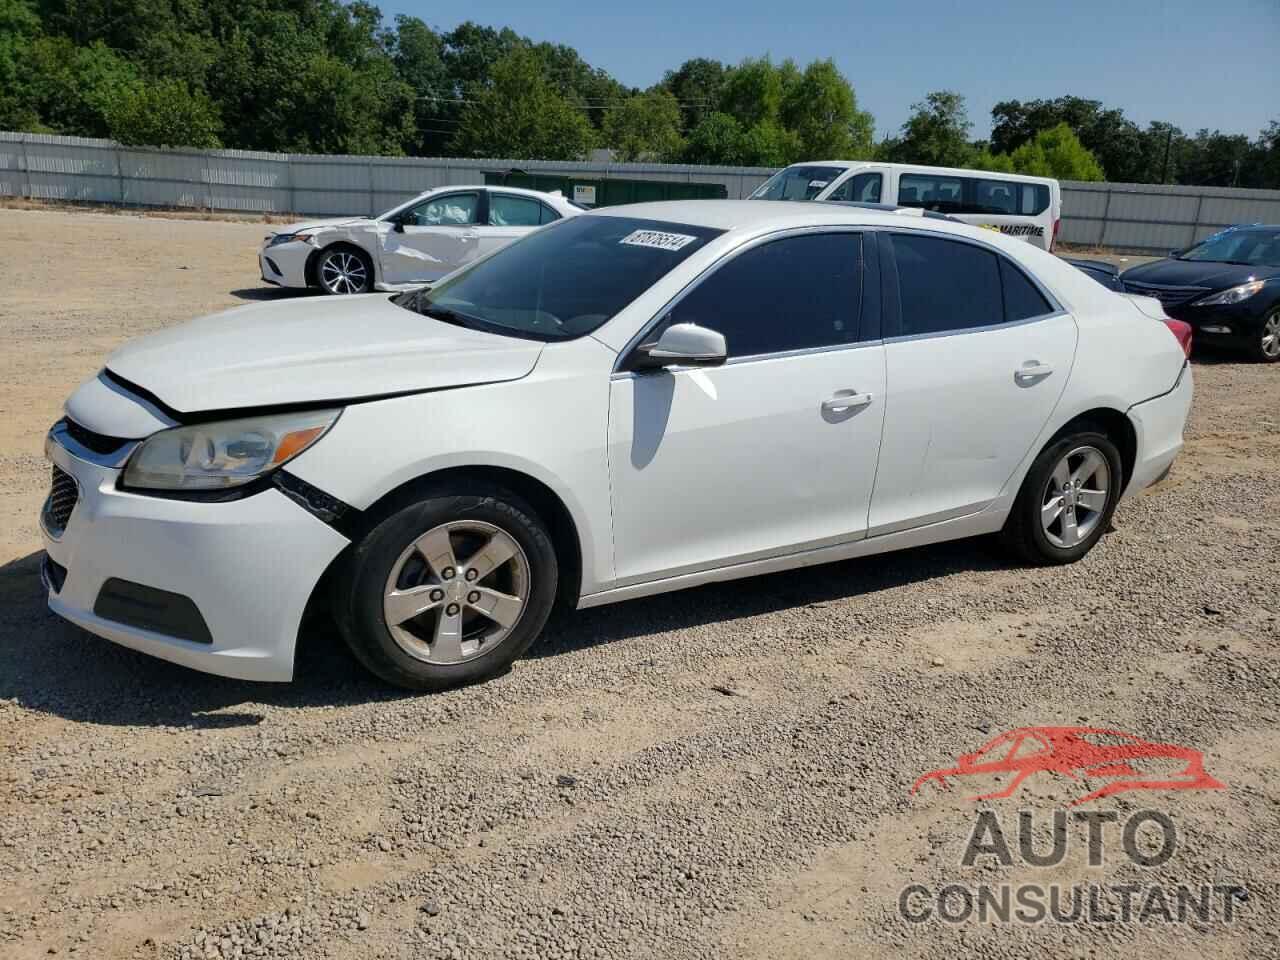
<box><xmin>619</xmin><ymin>229</ymin><xmax>699</xmax><ymax>251</ymax></box>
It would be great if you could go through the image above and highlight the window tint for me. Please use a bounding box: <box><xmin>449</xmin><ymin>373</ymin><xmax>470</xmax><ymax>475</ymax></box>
<box><xmin>898</xmin><ymin>174</ymin><xmax>964</xmax><ymax>212</ymax></box>
<box><xmin>829</xmin><ymin>173</ymin><xmax>882</xmax><ymax>203</ymax></box>
<box><xmin>406</xmin><ymin>193</ymin><xmax>478</xmax><ymax>226</ymax></box>
<box><xmin>1000</xmin><ymin>258</ymin><xmax>1053</xmax><ymax>321</ymax></box>
<box><xmin>897</xmin><ymin>175</ymin><xmax>1051</xmax><ymax>217</ymax></box>
<box><xmin>1021</xmin><ymin>184</ymin><xmax>1050</xmax><ymax>216</ymax></box>
<box><xmin>668</xmin><ymin>234</ymin><xmax>862</xmax><ymax>358</ymax></box>
<box><xmin>488</xmin><ymin>194</ymin><xmax>543</xmax><ymax>227</ymax></box>
<box><xmin>975</xmin><ymin>179</ymin><xmax>1016</xmax><ymax>214</ymax></box>
<box><xmin>539</xmin><ymin>204</ymin><xmax>561</xmax><ymax>224</ymax></box>
<box><xmin>891</xmin><ymin>234</ymin><xmax>1002</xmax><ymax>335</ymax></box>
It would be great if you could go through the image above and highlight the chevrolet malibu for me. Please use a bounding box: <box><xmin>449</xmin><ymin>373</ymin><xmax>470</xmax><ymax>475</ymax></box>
<box><xmin>42</xmin><ymin>202</ymin><xmax>1192</xmax><ymax>690</ymax></box>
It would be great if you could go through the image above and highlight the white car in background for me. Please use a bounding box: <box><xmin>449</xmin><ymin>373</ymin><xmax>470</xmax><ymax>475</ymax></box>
<box><xmin>44</xmin><ymin>202</ymin><xmax>1190</xmax><ymax>691</ymax></box>
<box><xmin>259</xmin><ymin>185</ymin><xmax>582</xmax><ymax>294</ymax></box>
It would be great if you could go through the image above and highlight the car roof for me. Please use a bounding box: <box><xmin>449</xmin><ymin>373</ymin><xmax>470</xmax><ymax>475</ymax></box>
<box><xmin>418</xmin><ymin>185</ymin><xmax>571</xmax><ymax>204</ymax></box>
<box><xmin>777</xmin><ymin>159</ymin><xmax>1059</xmax><ymax>186</ymax></box>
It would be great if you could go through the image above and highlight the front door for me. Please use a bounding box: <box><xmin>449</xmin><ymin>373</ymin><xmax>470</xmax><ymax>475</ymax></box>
<box><xmin>608</xmin><ymin>231</ymin><xmax>886</xmax><ymax>586</ymax></box>
<box><xmin>379</xmin><ymin>191</ymin><xmax>482</xmax><ymax>285</ymax></box>
<box><xmin>868</xmin><ymin>231</ymin><xmax>1077</xmax><ymax>534</ymax></box>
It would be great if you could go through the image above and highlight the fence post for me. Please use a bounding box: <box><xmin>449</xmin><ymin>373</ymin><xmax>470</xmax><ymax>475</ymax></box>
<box><xmin>367</xmin><ymin>158</ymin><xmax>376</xmax><ymax>216</ymax></box>
<box><xmin>114</xmin><ymin>143</ymin><xmax>126</xmax><ymax>205</ymax></box>
<box><xmin>19</xmin><ymin>135</ymin><xmax>32</xmax><ymax>199</ymax></box>
<box><xmin>1190</xmin><ymin>193</ymin><xmax>1204</xmax><ymax>250</ymax></box>
<box><xmin>1098</xmin><ymin>185</ymin><xmax>1112</xmax><ymax>248</ymax></box>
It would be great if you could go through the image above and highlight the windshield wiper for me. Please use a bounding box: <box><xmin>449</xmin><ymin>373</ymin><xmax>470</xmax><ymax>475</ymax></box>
<box><xmin>420</xmin><ymin>304</ymin><xmax>484</xmax><ymax>330</ymax></box>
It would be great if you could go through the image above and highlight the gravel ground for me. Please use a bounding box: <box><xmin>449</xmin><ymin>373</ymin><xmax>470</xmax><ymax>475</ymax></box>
<box><xmin>1</xmin><ymin>208</ymin><xmax>1278</xmax><ymax>960</ymax></box>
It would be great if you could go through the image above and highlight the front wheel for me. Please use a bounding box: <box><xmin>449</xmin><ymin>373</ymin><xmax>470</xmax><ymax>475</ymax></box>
<box><xmin>334</xmin><ymin>487</ymin><xmax>558</xmax><ymax>690</ymax></box>
<box><xmin>1250</xmin><ymin>308</ymin><xmax>1280</xmax><ymax>363</ymax></box>
<box><xmin>316</xmin><ymin>246</ymin><xmax>373</xmax><ymax>295</ymax></box>
<box><xmin>1001</xmin><ymin>429</ymin><xmax>1123</xmax><ymax>565</ymax></box>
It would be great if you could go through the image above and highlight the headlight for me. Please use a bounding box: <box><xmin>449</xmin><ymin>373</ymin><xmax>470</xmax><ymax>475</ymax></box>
<box><xmin>268</xmin><ymin>233</ymin><xmax>314</xmax><ymax>247</ymax></box>
<box><xmin>123</xmin><ymin>409</ymin><xmax>341</xmax><ymax>491</ymax></box>
<box><xmin>1193</xmin><ymin>280</ymin><xmax>1266</xmax><ymax>306</ymax></box>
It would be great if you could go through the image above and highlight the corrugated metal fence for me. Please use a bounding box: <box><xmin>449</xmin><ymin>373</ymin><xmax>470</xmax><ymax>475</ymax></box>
<box><xmin>4</xmin><ymin>131</ymin><xmax>1280</xmax><ymax>254</ymax></box>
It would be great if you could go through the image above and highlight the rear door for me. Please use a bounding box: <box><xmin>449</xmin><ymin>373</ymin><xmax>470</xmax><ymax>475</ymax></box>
<box><xmin>378</xmin><ymin>191</ymin><xmax>482</xmax><ymax>284</ymax></box>
<box><xmin>868</xmin><ymin>231</ymin><xmax>1076</xmax><ymax>534</ymax></box>
<box><xmin>479</xmin><ymin>193</ymin><xmax>552</xmax><ymax>258</ymax></box>
<box><xmin>608</xmin><ymin>230</ymin><xmax>886</xmax><ymax>586</ymax></box>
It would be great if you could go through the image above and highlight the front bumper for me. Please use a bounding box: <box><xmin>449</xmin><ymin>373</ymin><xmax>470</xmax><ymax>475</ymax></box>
<box><xmin>1125</xmin><ymin>361</ymin><xmax>1193</xmax><ymax>497</ymax></box>
<box><xmin>1164</xmin><ymin>299</ymin><xmax>1272</xmax><ymax>343</ymax></box>
<box><xmin>258</xmin><ymin>240</ymin><xmax>313</xmax><ymax>289</ymax></box>
<box><xmin>41</xmin><ymin>428</ymin><xmax>349</xmax><ymax>682</ymax></box>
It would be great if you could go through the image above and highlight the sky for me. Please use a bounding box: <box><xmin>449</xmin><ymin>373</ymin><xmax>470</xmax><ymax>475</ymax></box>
<box><xmin>383</xmin><ymin>0</ymin><xmax>1279</xmax><ymax>140</ymax></box>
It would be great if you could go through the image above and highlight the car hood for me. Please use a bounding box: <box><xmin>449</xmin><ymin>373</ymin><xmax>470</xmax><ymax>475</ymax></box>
<box><xmin>270</xmin><ymin>216</ymin><xmax>374</xmax><ymax>235</ymax></box>
<box><xmin>103</xmin><ymin>294</ymin><xmax>543</xmax><ymax>416</ymax></box>
<box><xmin>1121</xmin><ymin>258</ymin><xmax>1280</xmax><ymax>290</ymax></box>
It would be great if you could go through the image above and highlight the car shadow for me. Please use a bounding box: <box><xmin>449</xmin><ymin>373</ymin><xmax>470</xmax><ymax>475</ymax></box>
<box><xmin>1</xmin><ymin>538</ymin><xmax>1008</xmax><ymax>728</ymax></box>
<box><xmin>229</xmin><ymin>287</ymin><xmax>310</xmax><ymax>302</ymax></box>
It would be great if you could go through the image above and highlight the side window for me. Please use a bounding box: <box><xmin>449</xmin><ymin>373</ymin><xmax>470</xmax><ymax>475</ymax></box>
<box><xmin>407</xmin><ymin>193</ymin><xmax>479</xmax><ymax>226</ymax></box>
<box><xmin>898</xmin><ymin>174</ymin><xmax>964</xmax><ymax>213</ymax></box>
<box><xmin>1000</xmin><ymin>258</ymin><xmax>1053</xmax><ymax>321</ymax></box>
<box><xmin>828</xmin><ymin>173</ymin><xmax>882</xmax><ymax>203</ymax></box>
<box><xmin>1020</xmin><ymin>184</ymin><xmax>1050</xmax><ymax>216</ymax></box>
<box><xmin>890</xmin><ymin>233</ymin><xmax>1002</xmax><ymax>336</ymax></box>
<box><xmin>667</xmin><ymin>234</ymin><xmax>863</xmax><ymax>358</ymax></box>
<box><xmin>975</xmin><ymin>179</ymin><xmax>1017</xmax><ymax>215</ymax></box>
<box><xmin>488</xmin><ymin>194</ymin><xmax>543</xmax><ymax>227</ymax></box>
<box><xmin>539</xmin><ymin>204</ymin><xmax>562</xmax><ymax>224</ymax></box>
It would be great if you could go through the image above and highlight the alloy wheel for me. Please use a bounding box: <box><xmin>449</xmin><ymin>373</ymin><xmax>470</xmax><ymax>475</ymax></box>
<box><xmin>1040</xmin><ymin>445</ymin><xmax>1111</xmax><ymax>549</ymax></box>
<box><xmin>1262</xmin><ymin>311</ymin><xmax>1280</xmax><ymax>360</ymax></box>
<box><xmin>382</xmin><ymin>521</ymin><xmax>530</xmax><ymax>665</ymax></box>
<box><xmin>319</xmin><ymin>251</ymin><xmax>369</xmax><ymax>294</ymax></box>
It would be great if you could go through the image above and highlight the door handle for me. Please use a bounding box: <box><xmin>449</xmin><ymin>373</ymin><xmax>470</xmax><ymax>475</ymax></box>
<box><xmin>1014</xmin><ymin>361</ymin><xmax>1054</xmax><ymax>384</ymax></box>
<box><xmin>821</xmin><ymin>391</ymin><xmax>874</xmax><ymax>414</ymax></box>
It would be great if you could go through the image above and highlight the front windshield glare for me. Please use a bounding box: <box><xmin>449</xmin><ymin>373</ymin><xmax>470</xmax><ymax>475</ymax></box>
<box><xmin>750</xmin><ymin>166</ymin><xmax>845</xmax><ymax>201</ymax></box>
<box><xmin>1181</xmin><ymin>229</ymin><xmax>1280</xmax><ymax>267</ymax></box>
<box><xmin>393</xmin><ymin>217</ymin><xmax>723</xmax><ymax>341</ymax></box>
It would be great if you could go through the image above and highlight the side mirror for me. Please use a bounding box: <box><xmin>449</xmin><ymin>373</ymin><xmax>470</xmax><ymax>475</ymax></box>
<box><xmin>392</xmin><ymin>219</ymin><xmax>406</xmax><ymax>233</ymax></box>
<box><xmin>1168</xmin><ymin>248</ymin><xmax>1182</xmax><ymax>257</ymax></box>
<box><xmin>631</xmin><ymin>323</ymin><xmax>727</xmax><ymax>371</ymax></box>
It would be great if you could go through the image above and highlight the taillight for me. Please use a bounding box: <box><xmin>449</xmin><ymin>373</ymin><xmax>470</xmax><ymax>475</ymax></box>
<box><xmin>1050</xmin><ymin>218</ymin><xmax>1061</xmax><ymax>252</ymax></box>
<box><xmin>1163</xmin><ymin>318</ymin><xmax>1193</xmax><ymax>358</ymax></box>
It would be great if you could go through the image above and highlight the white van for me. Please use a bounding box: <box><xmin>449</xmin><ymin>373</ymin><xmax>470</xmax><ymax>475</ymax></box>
<box><xmin>749</xmin><ymin>161</ymin><xmax>1062</xmax><ymax>252</ymax></box>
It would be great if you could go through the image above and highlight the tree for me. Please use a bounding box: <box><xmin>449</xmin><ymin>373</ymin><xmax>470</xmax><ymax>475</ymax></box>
<box><xmin>1005</xmin><ymin>123</ymin><xmax>1105</xmax><ymax>180</ymax></box>
<box><xmin>719</xmin><ymin>56</ymin><xmax>797</xmax><ymax>130</ymax></box>
<box><xmin>383</xmin><ymin>15</ymin><xmax>449</xmax><ymax>154</ymax></box>
<box><xmin>105</xmin><ymin>77</ymin><xmax>221</xmax><ymax>148</ymax></box>
<box><xmin>738</xmin><ymin>119</ymin><xmax>800</xmax><ymax>167</ymax></box>
<box><xmin>780</xmin><ymin>59</ymin><xmax>873</xmax><ymax>160</ymax></box>
<box><xmin>990</xmin><ymin>96</ymin><xmax>1146</xmax><ymax>182</ymax></box>
<box><xmin>683</xmin><ymin>111</ymin><xmax>746</xmax><ymax>165</ymax></box>
<box><xmin>0</xmin><ymin>0</ymin><xmax>43</xmax><ymax>130</ymax></box>
<box><xmin>661</xmin><ymin>58</ymin><xmax>728</xmax><ymax>133</ymax></box>
<box><xmin>17</xmin><ymin>37</ymin><xmax>142</xmax><ymax>138</ymax></box>
<box><xmin>882</xmin><ymin>90</ymin><xmax>974</xmax><ymax>167</ymax></box>
<box><xmin>450</xmin><ymin>47</ymin><xmax>594</xmax><ymax>160</ymax></box>
<box><xmin>603</xmin><ymin>89</ymin><xmax>684</xmax><ymax>162</ymax></box>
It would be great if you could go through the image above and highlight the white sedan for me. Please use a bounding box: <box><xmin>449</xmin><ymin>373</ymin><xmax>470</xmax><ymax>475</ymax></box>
<box><xmin>258</xmin><ymin>185</ymin><xmax>582</xmax><ymax>294</ymax></box>
<box><xmin>43</xmin><ymin>202</ymin><xmax>1191</xmax><ymax>690</ymax></box>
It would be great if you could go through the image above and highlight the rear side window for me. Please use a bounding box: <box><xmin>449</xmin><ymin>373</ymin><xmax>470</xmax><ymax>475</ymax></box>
<box><xmin>897</xmin><ymin>175</ymin><xmax>1051</xmax><ymax>217</ymax></box>
<box><xmin>539</xmin><ymin>204</ymin><xmax>561</xmax><ymax>224</ymax></box>
<box><xmin>669</xmin><ymin>234</ymin><xmax>863</xmax><ymax>358</ymax></box>
<box><xmin>1000</xmin><ymin>259</ymin><xmax>1053</xmax><ymax>321</ymax></box>
<box><xmin>488</xmin><ymin>194</ymin><xmax>543</xmax><ymax>226</ymax></box>
<box><xmin>890</xmin><ymin>234</ymin><xmax>1002</xmax><ymax>335</ymax></box>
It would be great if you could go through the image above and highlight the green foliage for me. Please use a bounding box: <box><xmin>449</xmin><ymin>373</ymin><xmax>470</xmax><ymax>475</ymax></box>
<box><xmin>882</xmin><ymin>90</ymin><xmax>975</xmax><ymax>167</ymax></box>
<box><xmin>0</xmin><ymin>0</ymin><xmax>43</xmax><ymax>130</ymax></box>
<box><xmin>602</xmin><ymin>89</ymin><xmax>684</xmax><ymax>162</ymax></box>
<box><xmin>780</xmin><ymin>59</ymin><xmax>874</xmax><ymax>160</ymax></box>
<box><xmin>450</xmin><ymin>47</ymin><xmax>595</xmax><ymax>161</ymax></box>
<box><xmin>661</xmin><ymin>58</ymin><xmax>728</xmax><ymax>133</ymax></box>
<box><xmin>105</xmin><ymin>78</ymin><xmax>221</xmax><ymax>148</ymax></box>
<box><xmin>682</xmin><ymin>112</ymin><xmax>746</xmax><ymax>165</ymax></box>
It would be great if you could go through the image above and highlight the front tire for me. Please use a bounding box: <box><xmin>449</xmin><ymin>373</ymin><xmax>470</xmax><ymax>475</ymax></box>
<box><xmin>335</xmin><ymin>487</ymin><xmax>558</xmax><ymax>691</ymax></box>
<box><xmin>1001</xmin><ymin>428</ymin><xmax>1123</xmax><ymax>565</ymax></box>
<box><xmin>316</xmin><ymin>246</ymin><xmax>373</xmax><ymax>295</ymax></box>
<box><xmin>1250</xmin><ymin>307</ymin><xmax>1280</xmax><ymax>363</ymax></box>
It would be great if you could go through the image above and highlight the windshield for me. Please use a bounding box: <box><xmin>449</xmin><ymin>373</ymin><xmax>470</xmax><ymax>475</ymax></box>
<box><xmin>393</xmin><ymin>216</ymin><xmax>724</xmax><ymax>341</ymax></box>
<box><xmin>750</xmin><ymin>166</ymin><xmax>846</xmax><ymax>201</ymax></box>
<box><xmin>1179</xmin><ymin>228</ymin><xmax>1280</xmax><ymax>267</ymax></box>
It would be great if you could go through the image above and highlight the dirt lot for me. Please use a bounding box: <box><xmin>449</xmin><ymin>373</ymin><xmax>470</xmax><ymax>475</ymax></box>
<box><xmin>1</xmin><ymin>207</ymin><xmax>1278</xmax><ymax>960</ymax></box>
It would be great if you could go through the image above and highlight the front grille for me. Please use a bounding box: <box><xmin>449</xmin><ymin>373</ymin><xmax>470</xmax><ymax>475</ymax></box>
<box><xmin>1122</xmin><ymin>282</ymin><xmax>1207</xmax><ymax>308</ymax></box>
<box><xmin>43</xmin><ymin>465</ymin><xmax>79</xmax><ymax>536</ymax></box>
<box><xmin>63</xmin><ymin>417</ymin><xmax>129</xmax><ymax>456</ymax></box>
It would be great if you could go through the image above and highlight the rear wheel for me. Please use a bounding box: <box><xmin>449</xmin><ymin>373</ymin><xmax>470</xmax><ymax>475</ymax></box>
<box><xmin>1001</xmin><ymin>428</ymin><xmax>1123</xmax><ymax>565</ymax></box>
<box><xmin>335</xmin><ymin>487</ymin><xmax>558</xmax><ymax>690</ymax></box>
<box><xmin>316</xmin><ymin>246</ymin><xmax>373</xmax><ymax>295</ymax></box>
<box><xmin>1251</xmin><ymin>308</ymin><xmax>1280</xmax><ymax>363</ymax></box>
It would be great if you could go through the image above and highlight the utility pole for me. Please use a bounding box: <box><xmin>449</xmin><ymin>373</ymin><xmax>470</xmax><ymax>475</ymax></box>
<box><xmin>1160</xmin><ymin>128</ymin><xmax>1173</xmax><ymax>184</ymax></box>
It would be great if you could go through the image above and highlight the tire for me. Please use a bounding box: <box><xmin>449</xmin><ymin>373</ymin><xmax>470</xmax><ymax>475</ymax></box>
<box><xmin>1249</xmin><ymin>307</ymin><xmax>1280</xmax><ymax>363</ymax></box>
<box><xmin>334</xmin><ymin>486</ymin><xmax>558</xmax><ymax>691</ymax></box>
<box><xmin>315</xmin><ymin>245</ymin><xmax>374</xmax><ymax>295</ymax></box>
<box><xmin>1000</xmin><ymin>427</ymin><xmax>1123</xmax><ymax>566</ymax></box>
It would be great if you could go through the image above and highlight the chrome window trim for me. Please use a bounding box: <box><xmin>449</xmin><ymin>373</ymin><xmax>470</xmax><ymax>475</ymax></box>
<box><xmin>881</xmin><ymin>310</ymin><xmax>1070</xmax><ymax>345</ymax></box>
<box><xmin>609</xmin><ymin>337</ymin><xmax>885</xmax><ymax>380</ymax></box>
<box><xmin>47</xmin><ymin>420</ymin><xmax>141</xmax><ymax>470</ymax></box>
<box><xmin>612</xmin><ymin>224</ymin><xmax>873</xmax><ymax>374</ymax></box>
